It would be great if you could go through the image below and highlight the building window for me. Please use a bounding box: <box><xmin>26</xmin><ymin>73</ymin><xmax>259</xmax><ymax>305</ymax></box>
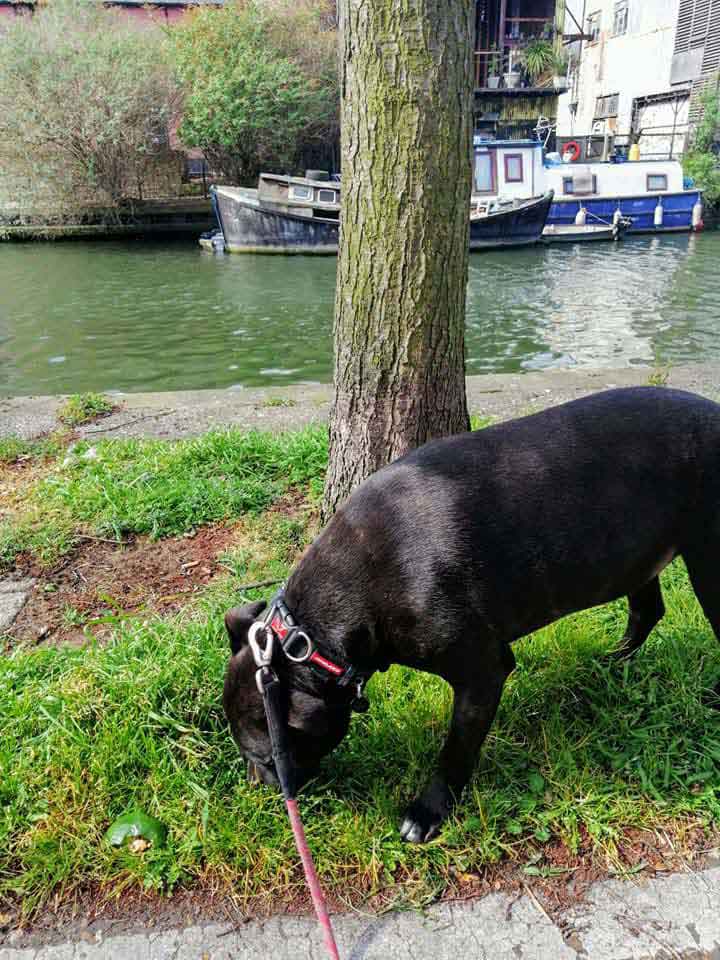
<box><xmin>504</xmin><ymin>154</ymin><xmax>524</xmax><ymax>183</ymax></box>
<box><xmin>562</xmin><ymin>175</ymin><xmax>598</xmax><ymax>195</ymax></box>
<box><xmin>613</xmin><ymin>0</ymin><xmax>628</xmax><ymax>36</ymax></box>
<box><xmin>474</xmin><ymin>152</ymin><xmax>496</xmax><ymax>194</ymax></box>
<box><xmin>317</xmin><ymin>189</ymin><xmax>337</xmax><ymax>203</ymax></box>
<box><xmin>587</xmin><ymin>10</ymin><xmax>601</xmax><ymax>43</ymax></box>
<box><xmin>647</xmin><ymin>174</ymin><xmax>669</xmax><ymax>191</ymax></box>
<box><xmin>595</xmin><ymin>93</ymin><xmax>619</xmax><ymax>118</ymax></box>
<box><xmin>289</xmin><ymin>185</ymin><xmax>313</xmax><ymax>201</ymax></box>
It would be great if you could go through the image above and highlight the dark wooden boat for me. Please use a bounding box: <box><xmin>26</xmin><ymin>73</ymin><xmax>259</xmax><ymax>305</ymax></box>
<box><xmin>468</xmin><ymin>192</ymin><xmax>554</xmax><ymax>250</ymax></box>
<box><xmin>212</xmin><ymin>173</ymin><xmax>340</xmax><ymax>254</ymax></box>
<box><xmin>208</xmin><ymin>174</ymin><xmax>553</xmax><ymax>254</ymax></box>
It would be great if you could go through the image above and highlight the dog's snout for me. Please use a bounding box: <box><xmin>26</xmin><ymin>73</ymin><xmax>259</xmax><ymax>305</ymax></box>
<box><xmin>246</xmin><ymin>757</ymin><xmax>279</xmax><ymax>787</ymax></box>
<box><xmin>246</xmin><ymin>759</ymin><xmax>262</xmax><ymax>784</ymax></box>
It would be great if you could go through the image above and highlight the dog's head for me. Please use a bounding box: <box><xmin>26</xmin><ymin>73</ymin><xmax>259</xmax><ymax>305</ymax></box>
<box><xmin>222</xmin><ymin>601</ymin><xmax>352</xmax><ymax>787</ymax></box>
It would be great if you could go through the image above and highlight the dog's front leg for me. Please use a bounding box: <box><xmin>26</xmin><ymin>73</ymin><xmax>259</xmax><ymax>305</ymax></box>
<box><xmin>400</xmin><ymin>665</ymin><xmax>509</xmax><ymax>844</ymax></box>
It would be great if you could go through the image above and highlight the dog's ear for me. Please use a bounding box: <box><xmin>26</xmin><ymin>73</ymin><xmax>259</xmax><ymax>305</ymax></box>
<box><xmin>287</xmin><ymin>688</ymin><xmax>328</xmax><ymax>734</ymax></box>
<box><xmin>225</xmin><ymin>600</ymin><xmax>267</xmax><ymax>655</ymax></box>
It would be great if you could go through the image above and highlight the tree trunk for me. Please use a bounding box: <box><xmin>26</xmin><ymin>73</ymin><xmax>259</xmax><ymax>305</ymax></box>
<box><xmin>322</xmin><ymin>0</ymin><xmax>473</xmax><ymax>518</ymax></box>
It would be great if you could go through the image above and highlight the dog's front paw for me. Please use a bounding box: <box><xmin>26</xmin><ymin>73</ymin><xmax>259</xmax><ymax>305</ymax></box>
<box><xmin>400</xmin><ymin>780</ymin><xmax>453</xmax><ymax>843</ymax></box>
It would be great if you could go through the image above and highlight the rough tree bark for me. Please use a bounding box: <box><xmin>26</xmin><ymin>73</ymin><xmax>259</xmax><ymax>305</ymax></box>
<box><xmin>322</xmin><ymin>0</ymin><xmax>474</xmax><ymax>518</ymax></box>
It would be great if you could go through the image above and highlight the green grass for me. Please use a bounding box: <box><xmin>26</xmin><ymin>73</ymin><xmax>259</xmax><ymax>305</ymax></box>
<box><xmin>2</xmin><ymin>533</ymin><xmax>720</xmax><ymax>915</ymax></box>
<box><xmin>57</xmin><ymin>393</ymin><xmax>114</xmax><ymax>427</ymax></box>
<box><xmin>0</xmin><ymin>426</ymin><xmax>328</xmax><ymax>571</ymax></box>
<box><xmin>0</xmin><ymin>434</ymin><xmax>66</xmax><ymax>465</ymax></box>
<box><xmin>2</xmin><ymin>421</ymin><xmax>720</xmax><ymax>917</ymax></box>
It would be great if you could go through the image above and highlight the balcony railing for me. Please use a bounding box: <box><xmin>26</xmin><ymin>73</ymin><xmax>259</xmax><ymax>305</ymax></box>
<box><xmin>474</xmin><ymin>52</ymin><xmax>566</xmax><ymax>92</ymax></box>
<box><xmin>504</xmin><ymin>16</ymin><xmax>555</xmax><ymax>43</ymax></box>
<box><xmin>474</xmin><ymin>14</ymin><xmax>562</xmax><ymax>92</ymax></box>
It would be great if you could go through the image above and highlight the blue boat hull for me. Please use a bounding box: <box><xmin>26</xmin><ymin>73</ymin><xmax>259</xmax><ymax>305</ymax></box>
<box><xmin>546</xmin><ymin>191</ymin><xmax>701</xmax><ymax>234</ymax></box>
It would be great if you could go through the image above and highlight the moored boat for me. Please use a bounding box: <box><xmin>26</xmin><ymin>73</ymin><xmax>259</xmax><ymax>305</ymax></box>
<box><xmin>542</xmin><ymin>214</ymin><xmax>632</xmax><ymax>244</ymax></box>
<box><xmin>472</xmin><ymin>138</ymin><xmax>703</xmax><ymax>237</ymax></box>
<box><xmin>212</xmin><ymin>173</ymin><xmax>340</xmax><ymax>255</ymax></box>
<box><xmin>207</xmin><ymin>172</ymin><xmax>553</xmax><ymax>254</ymax></box>
<box><xmin>470</xmin><ymin>192</ymin><xmax>554</xmax><ymax>249</ymax></box>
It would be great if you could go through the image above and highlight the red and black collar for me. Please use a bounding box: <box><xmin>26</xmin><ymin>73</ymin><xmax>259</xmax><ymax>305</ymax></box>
<box><xmin>250</xmin><ymin>591</ymin><xmax>369</xmax><ymax>712</ymax></box>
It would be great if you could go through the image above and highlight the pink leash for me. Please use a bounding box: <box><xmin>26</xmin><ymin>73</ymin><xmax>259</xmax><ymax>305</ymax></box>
<box><xmin>249</xmin><ymin>625</ymin><xmax>342</xmax><ymax>959</ymax></box>
<box><xmin>286</xmin><ymin>798</ymin><xmax>341</xmax><ymax>960</ymax></box>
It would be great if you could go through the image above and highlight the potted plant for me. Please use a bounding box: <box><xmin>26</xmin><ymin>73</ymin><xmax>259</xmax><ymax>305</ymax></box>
<box><xmin>487</xmin><ymin>45</ymin><xmax>501</xmax><ymax>89</ymax></box>
<box><xmin>504</xmin><ymin>50</ymin><xmax>521</xmax><ymax>89</ymax></box>
<box><xmin>552</xmin><ymin>50</ymin><xmax>570</xmax><ymax>91</ymax></box>
<box><xmin>521</xmin><ymin>38</ymin><xmax>555</xmax><ymax>85</ymax></box>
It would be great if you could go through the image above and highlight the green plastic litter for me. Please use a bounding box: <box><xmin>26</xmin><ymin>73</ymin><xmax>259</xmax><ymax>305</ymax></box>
<box><xmin>105</xmin><ymin>810</ymin><xmax>167</xmax><ymax>848</ymax></box>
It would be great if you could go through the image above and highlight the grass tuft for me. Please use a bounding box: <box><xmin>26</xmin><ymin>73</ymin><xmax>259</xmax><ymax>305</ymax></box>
<box><xmin>0</xmin><ymin>435</ymin><xmax>66</xmax><ymax>465</ymax></box>
<box><xmin>57</xmin><ymin>393</ymin><xmax>114</xmax><ymax>427</ymax></box>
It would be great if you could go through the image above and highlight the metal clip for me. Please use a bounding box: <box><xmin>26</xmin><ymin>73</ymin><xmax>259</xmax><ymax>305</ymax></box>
<box><xmin>255</xmin><ymin>664</ymin><xmax>278</xmax><ymax>695</ymax></box>
<box><xmin>351</xmin><ymin>679</ymin><xmax>370</xmax><ymax>714</ymax></box>
<box><xmin>248</xmin><ymin>620</ymin><xmax>274</xmax><ymax>669</ymax></box>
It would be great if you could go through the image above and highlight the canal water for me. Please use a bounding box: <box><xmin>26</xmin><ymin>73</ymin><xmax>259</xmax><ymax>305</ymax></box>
<box><xmin>1</xmin><ymin>231</ymin><xmax>718</xmax><ymax>397</ymax></box>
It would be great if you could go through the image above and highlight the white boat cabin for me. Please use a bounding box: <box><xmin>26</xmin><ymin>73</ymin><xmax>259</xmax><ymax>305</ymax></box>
<box><xmin>472</xmin><ymin>138</ymin><xmax>688</xmax><ymax>203</ymax></box>
<box><xmin>258</xmin><ymin>173</ymin><xmax>340</xmax><ymax>220</ymax></box>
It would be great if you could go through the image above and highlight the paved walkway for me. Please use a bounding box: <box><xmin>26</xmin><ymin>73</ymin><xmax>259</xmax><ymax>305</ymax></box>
<box><xmin>2</xmin><ymin>364</ymin><xmax>720</xmax><ymax>442</ymax></box>
<box><xmin>3</xmin><ymin>862</ymin><xmax>720</xmax><ymax>958</ymax></box>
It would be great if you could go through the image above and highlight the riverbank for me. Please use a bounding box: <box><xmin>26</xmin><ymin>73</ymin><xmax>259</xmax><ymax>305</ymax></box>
<box><xmin>0</xmin><ymin>199</ymin><xmax>214</xmax><ymax>242</ymax></box>
<box><xmin>3</xmin><ymin>362</ymin><xmax>720</xmax><ymax>441</ymax></box>
<box><xmin>2</xmin><ymin>366</ymin><xmax>720</xmax><ymax>944</ymax></box>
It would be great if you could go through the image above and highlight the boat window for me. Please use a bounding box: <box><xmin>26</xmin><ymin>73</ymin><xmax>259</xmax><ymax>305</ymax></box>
<box><xmin>562</xmin><ymin>175</ymin><xmax>598</xmax><ymax>196</ymax></box>
<box><xmin>317</xmin><ymin>189</ymin><xmax>337</xmax><ymax>203</ymax></box>
<box><xmin>289</xmin><ymin>185</ymin><xmax>313</xmax><ymax>201</ymax></box>
<box><xmin>474</xmin><ymin>151</ymin><xmax>496</xmax><ymax>194</ymax></box>
<box><xmin>587</xmin><ymin>10</ymin><xmax>601</xmax><ymax>43</ymax></box>
<box><xmin>504</xmin><ymin>154</ymin><xmax>524</xmax><ymax>183</ymax></box>
<box><xmin>647</xmin><ymin>174</ymin><xmax>668</xmax><ymax>192</ymax></box>
<box><xmin>613</xmin><ymin>0</ymin><xmax>628</xmax><ymax>36</ymax></box>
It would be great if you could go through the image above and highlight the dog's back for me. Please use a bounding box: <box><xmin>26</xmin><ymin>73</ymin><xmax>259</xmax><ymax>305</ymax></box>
<box><xmin>291</xmin><ymin>388</ymin><xmax>720</xmax><ymax>650</ymax></box>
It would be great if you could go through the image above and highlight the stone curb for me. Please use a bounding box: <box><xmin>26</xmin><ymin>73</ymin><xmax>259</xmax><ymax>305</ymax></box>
<box><xmin>3</xmin><ymin>864</ymin><xmax>720</xmax><ymax>959</ymax></box>
<box><xmin>2</xmin><ymin>363</ymin><xmax>720</xmax><ymax>442</ymax></box>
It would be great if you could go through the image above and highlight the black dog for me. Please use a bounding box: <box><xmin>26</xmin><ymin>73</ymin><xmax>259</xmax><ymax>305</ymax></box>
<box><xmin>224</xmin><ymin>387</ymin><xmax>720</xmax><ymax>843</ymax></box>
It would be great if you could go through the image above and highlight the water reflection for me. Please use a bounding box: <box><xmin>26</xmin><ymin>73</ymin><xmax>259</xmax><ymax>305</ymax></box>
<box><xmin>0</xmin><ymin>232</ymin><xmax>718</xmax><ymax>397</ymax></box>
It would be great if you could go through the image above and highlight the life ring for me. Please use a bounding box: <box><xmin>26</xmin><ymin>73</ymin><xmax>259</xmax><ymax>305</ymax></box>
<box><xmin>563</xmin><ymin>141</ymin><xmax>581</xmax><ymax>162</ymax></box>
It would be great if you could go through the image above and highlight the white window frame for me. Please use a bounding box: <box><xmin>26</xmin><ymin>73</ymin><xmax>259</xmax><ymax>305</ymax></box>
<box><xmin>316</xmin><ymin>189</ymin><xmax>337</xmax><ymax>204</ymax></box>
<box><xmin>289</xmin><ymin>185</ymin><xmax>314</xmax><ymax>201</ymax></box>
<box><xmin>613</xmin><ymin>0</ymin><xmax>628</xmax><ymax>36</ymax></box>
<box><xmin>647</xmin><ymin>173</ymin><xmax>669</xmax><ymax>192</ymax></box>
<box><xmin>595</xmin><ymin>93</ymin><xmax>619</xmax><ymax>118</ymax></box>
<box><xmin>587</xmin><ymin>10</ymin><xmax>601</xmax><ymax>43</ymax></box>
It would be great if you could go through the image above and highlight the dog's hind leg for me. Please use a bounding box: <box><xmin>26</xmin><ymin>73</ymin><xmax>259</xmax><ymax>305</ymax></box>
<box><xmin>399</xmin><ymin>654</ymin><xmax>510</xmax><ymax>844</ymax></box>
<box><xmin>683</xmin><ymin>550</ymin><xmax>720</xmax><ymax>641</ymax></box>
<box><xmin>615</xmin><ymin>576</ymin><xmax>665</xmax><ymax>659</ymax></box>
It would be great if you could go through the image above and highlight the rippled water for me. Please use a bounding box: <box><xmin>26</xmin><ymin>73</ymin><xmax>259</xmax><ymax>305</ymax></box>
<box><xmin>1</xmin><ymin>231</ymin><xmax>718</xmax><ymax>396</ymax></box>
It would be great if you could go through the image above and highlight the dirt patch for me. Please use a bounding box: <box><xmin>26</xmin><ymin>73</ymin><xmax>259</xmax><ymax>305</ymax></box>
<box><xmin>6</xmin><ymin>524</ymin><xmax>238</xmax><ymax>647</ymax></box>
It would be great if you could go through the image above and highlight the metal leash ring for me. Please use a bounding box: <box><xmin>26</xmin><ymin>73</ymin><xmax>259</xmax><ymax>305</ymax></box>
<box><xmin>282</xmin><ymin>629</ymin><xmax>314</xmax><ymax>664</ymax></box>
<box><xmin>248</xmin><ymin>620</ymin><xmax>275</xmax><ymax>668</ymax></box>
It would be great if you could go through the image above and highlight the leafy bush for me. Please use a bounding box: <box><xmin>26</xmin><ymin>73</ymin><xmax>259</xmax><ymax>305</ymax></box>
<box><xmin>171</xmin><ymin>0</ymin><xmax>339</xmax><ymax>184</ymax></box>
<box><xmin>0</xmin><ymin>0</ymin><xmax>179</xmax><ymax>218</ymax></box>
<box><xmin>683</xmin><ymin>85</ymin><xmax>720</xmax><ymax>210</ymax></box>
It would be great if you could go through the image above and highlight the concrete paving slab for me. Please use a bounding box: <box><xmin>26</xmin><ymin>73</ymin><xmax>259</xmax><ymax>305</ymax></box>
<box><xmin>5</xmin><ymin>865</ymin><xmax>720</xmax><ymax>959</ymax></box>
<box><xmin>0</xmin><ymin>578</ymin><xmax>34</xmax><ymax>632</ymax></box>
<box><xmin>2</xmin><ymin>364</ymin><xmax>720</xmax><ymax>442</ymax></box>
